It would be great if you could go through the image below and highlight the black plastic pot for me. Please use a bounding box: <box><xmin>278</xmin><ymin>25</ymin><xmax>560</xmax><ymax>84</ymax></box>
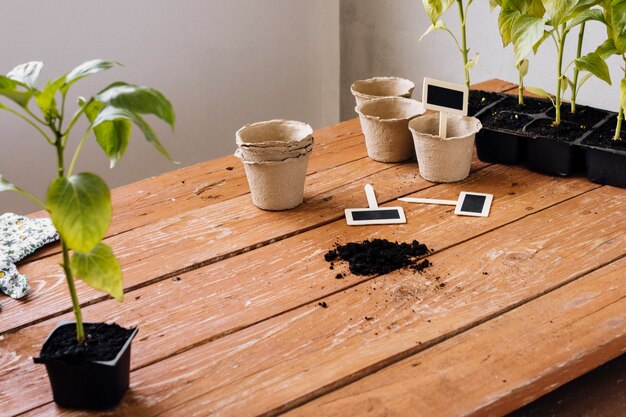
<box><xmin>525</xmin><ymin>134</ymin><xmax>583</xmax><ymax>177</ymax></box>
<box><xmin>34</xmin><ymin>322</ymin><xmax>138</xmax><ymax>410</ymax></box>
<box><xmin>475</xmin><ymin>127</ymin><xmax>527</xmax><ymax>164</ymax></box>
<box><xmin>584</xmin><ymin>146</ymin><xmax>626</xmax><ymax>187</ymax></box>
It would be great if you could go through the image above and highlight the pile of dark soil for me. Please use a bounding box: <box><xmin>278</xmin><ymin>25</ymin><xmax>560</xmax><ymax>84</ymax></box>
<box><xmin>468</xmin><ymin>90</ymin><xmax>502</xmax><ymax>116</ymax></box>
<box><xmin>480</xmin><ymin>111</ymin><xmax>533</xmax><ymax>131</ymax></box>
<box><xmin>38</xmin><ymin>323</ymin><xmax>135</xmax><ymax>365</ymax></box>
<box><xmin>524</xmin><ymin>118</ymin><xmax>587</xmax><ymax>142</ymax></box>
<box><xmin>324</xmin><ymin>239</ymin><xmax>431</xmax><ymax>276</ymax></box>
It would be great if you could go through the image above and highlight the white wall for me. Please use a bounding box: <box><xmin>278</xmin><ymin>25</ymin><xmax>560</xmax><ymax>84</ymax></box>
<box><xmin>0</xmin><ymin>0</ymin><xmax>339</xmax><ymax>214</ymax></box>
<box><xmin>340</xmin><ymin>0</ymin><xmax>620</xmax><ymax>120</ymax></box>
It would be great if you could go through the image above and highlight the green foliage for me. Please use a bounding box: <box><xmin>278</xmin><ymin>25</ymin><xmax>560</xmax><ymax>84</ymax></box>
<box><xmin>419</xmin><ymin>0</ymin><xmax>476</xmax><ymax>87</ymax></box>
<box><xmin>47</xmin><ymin>173</ymin><xmax>111</xmax><ymax>253</ymax></box>
<box><xmin>0</xmin><ymin>59</ymin><xmax>175</xmax><ymax>342</ymax></box>
<box><xmin>71</xmin><ymin>243</ymin><xmax>123</xmax><ymax>302</ymax></box>
<box><xmin>574</xmin><ymin>51</ymin><xmax>612</xmax><ymax>84</ymax></box>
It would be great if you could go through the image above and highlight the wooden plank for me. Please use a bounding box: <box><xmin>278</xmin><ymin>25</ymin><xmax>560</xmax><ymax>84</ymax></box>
<box><xmin>16</xmin><ymin>185</ymin><xmax>625</xmax><ymax>416</ymax></box>
<box><xmin>285</xmin><ymin>257</ymin><xmax>626</xmax><ymax>417</ymax></box>
<box><xmin>21</xmin><ymin>79</ymin><xmax>516</xmax><ymax>264</ymax></box>
<box><xmin>0</xmin><ymin>165</ymin><xmax>599</xmax><ymax>416</ymax></box>
<box><xmin>3</xmin><ymin>154</ymin><xmax>488</xmax><ymax>333</ymax></box>
<box><xmin>21</xmin><ymin>118</ymin><xmax>365</xmax><ymax>262</ymax></box>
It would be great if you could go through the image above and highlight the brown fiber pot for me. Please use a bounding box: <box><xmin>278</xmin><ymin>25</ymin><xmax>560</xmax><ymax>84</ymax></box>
<box><xmin>356</xmin><ymin>97</ymin><xmax>425</xmax><ymax>162</ymax></box>
<box><xmin>409</xmin><ymin>113</ymin><xmax>482</xmax><ymax>183</ymax></box>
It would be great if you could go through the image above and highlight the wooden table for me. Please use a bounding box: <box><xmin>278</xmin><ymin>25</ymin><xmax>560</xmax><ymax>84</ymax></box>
<box><xmin>1</xmin><ymin>80</ymin><xmax>625</xmax><ymax>417</ymax></box>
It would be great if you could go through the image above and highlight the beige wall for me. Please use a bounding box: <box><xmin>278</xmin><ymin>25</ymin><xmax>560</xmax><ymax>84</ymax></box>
<box><xmin>0</xmin><ymin>0</ymin><xmax>339</xmax><ymax>214</ymax></box>
<box><xmin>340</xmin><ymin>0</ymin><xmax>618</xmax><ymax>120</ymax></box>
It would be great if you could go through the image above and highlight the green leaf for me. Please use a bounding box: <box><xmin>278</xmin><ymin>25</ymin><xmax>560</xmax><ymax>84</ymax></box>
<box><xmin>490</xmin><ymin>0</ymin><xmax>502</xmax><ymax>11</ymax></box>
<box><xmin>35</xmin><ymin>75</ymin><xmax>65</xmax><ymax>122</ymax></box>
<box><xmin>620</xmin><ymin>78</ymin><xmax>626</xmax><ymax>112</ymax></box>
<box><xmin>575</xmin><ymin>52</ymin><xmax>612</xmax><ymax>85</ymax></box>
<box><xmin>93</xmin><ymin>106</ymin><xmax>175</xmax><ymax>161</ymax></box>
<box><xmin>543</xmin><ymin>0</ymin><xmax>576</xmax><ymax>26</ymax></box>
<box><xmin>0</xmin><ymin>175</ymin><xmax>16</xmax><ymax>192</ymax></box>
<box><xmin>527</xmin><ymin>0</ymin><xmax>546</xmax><ymax>17</ymax></box>
<box><xmin>561</xmin><ymin>75</ymin><xmax>570</xmax><ymax>94</ymax></box>
<box><xmin>595</xmin><ymin>38</ymin><xmax>618</xmax><ymax>59</ymax></box>
<box><xmin>526</xmin><ymin>86</ymin><xmax>555</xmax><ymax>107</ymax></box>
<box><xmin>565</xmin><ymin>8</ymin><xmax>605</xmax><ymax>31</ymax></box>
<box><xmin>7</xmin><ymin>61</ymin><xmax>43</xmax><ymax>89</ymax></box>
<box><xmin>512</xmin><ymin>15</ymin><xmax>546</xmax><ymax>64</ymax></box>
<box><xmin>47</xmin><ymin>173</ymin><xmax>111</xmax><ymax>253</ymax></box>
<box><xmin>517</xmin><ymin>59</ymin><xmax>529</xmax><ymax>77</ymax></box>
<box><xmin>422</xmin><ymin>0</ymin><xmax>455</xmax><ymax>24</ymax></box>
<box><xmin>96</xmin><ymin>83</ymin><xmax>175</xmax><ymax>128</ymax></box>
<box><xmin>62</xmin><ymin>59</ymin><xmax>119</xmax><ymax>94</ymax></box>
<box><xmin>0</xmin><ymin>75</ymin><xmax>33</xmax><ymax>107</ymax></box>
<box><xmin>465</xmin><ymin>53</ymin><xmax>480</xmax><ymax>71</ymax></box>
<box><xmin>419</xmin><ymin>20</ymin><xmax>447</xmax><ymax>41</ymax></box>
<box><xmin>82</xmin><ymin>99</ymin><xmax>131</xmax><ymax>168</ymax></box>
<box><xmin>498</xmin><ymin>7</ymin><xmax>521</xmax><ymax>46</ymax></box>
<box><xmin>576</xmin><ymin>72</ymin><xmax>593</xmax><ymax>93</ymax></box>
<box><xmin>612</xmin><ymin>0</ymin><xmax>626</xmax><ymax>53</ymax></box>
<box><xmin>71</xmin><ymin>242</ymin><xmax>123</xmax><ymax>302</ymax></box>
<box><xmin>533</xmin><ymin>30</ymin><xmax>551</xmax><ymax>54</ymax></box>
<box><xmin>567</xmin><ymin>0</ymin><xmax>603</xmax><ymax>17</ymax></box>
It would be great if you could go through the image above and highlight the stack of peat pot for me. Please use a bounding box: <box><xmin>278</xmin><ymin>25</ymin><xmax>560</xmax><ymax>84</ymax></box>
<box><xmin>236</xmin><ymin>119</ymin><xmax>314</xmax><ymax>210</ymax></box>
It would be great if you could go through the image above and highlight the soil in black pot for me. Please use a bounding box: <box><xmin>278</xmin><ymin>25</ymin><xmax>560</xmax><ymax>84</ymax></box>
<box><xmin>39</xmin><ymin>323</ymin><xmax>135</xmax><ymax>365</ymax></box>
<box><xmin>324</xmin><ymin>239</ymin><xmax>431</xmax><ymax>276</ymax></box>
<box><xmin>582</xmin><ymin>120</ymin><xmax>626</xmax><ymax>151</ymax></box>
<box><xmin>524</xmin><ymin>118</ymin><xmax>587</xmax><ymax>142</ymax></box>
<box><xmin>479</xmin><ymin>111</ymin><xmax>533</xmax><ymax>131</ymax></box>
<box><xmin>489</xmin><ymin>95</ymin><xmax>551</xmax><ymax>115</ymax></box>
<box><xmin>468</xmin><ymin>91</ymin><xmax>502</xmax><ymax>116</ymax></box>
<box><xmin>545</xmin><ymin>104</ymin><xmax>610</xmax><ymax>128</ymax></box>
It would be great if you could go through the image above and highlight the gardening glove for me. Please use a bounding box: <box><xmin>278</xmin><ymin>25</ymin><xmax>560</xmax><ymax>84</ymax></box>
<box><xmin>0</xmin><ymin>213</ymin><xmax>59</xmax><ymax>307</ymax></box>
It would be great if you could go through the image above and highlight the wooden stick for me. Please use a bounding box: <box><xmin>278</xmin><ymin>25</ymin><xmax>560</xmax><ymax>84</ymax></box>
<box><xmin>398</xmin><ymin>197</ymin><xmax>458</xmax><ymax>206</ymax></box>
<box><xmin>439</xmin><ymin>112</ymin><xmax>448</xmax><ymax>139</ymax></box>
<box><xmin>364</xmin><ymin>184</ymin><xmax>378</xmax><ymax>208</ymax></box>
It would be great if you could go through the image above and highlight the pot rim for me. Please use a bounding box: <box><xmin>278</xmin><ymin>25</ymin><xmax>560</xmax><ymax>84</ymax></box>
<box><xmin>355</xmin><ymin>97</ymin><xmax>425</xmax><ymax>123</ymax></box>
<box><xmin>236</xmin><ymin>119</ymin><xmax>313</xmax><ymax>147</ymax></box>
<box><xmin>350</xmin><ymin>76</ymin><xmax>415</xmax><ymax>100</ymax></box>
<box><xmin>33</xmin><ymin>321</ymin><xmax>138</xmax><ymax>367</ymax></box>
<box><xmin>409</xmin><ymin>113</ymin><xmax>482</xmax><ymax>142</ymax></box>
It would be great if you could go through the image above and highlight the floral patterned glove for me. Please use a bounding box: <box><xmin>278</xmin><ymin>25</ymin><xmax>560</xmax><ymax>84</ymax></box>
<box><xmin>1</xmin><ymin>213</ymin><xmax>58</xmax><ymax>306</ymax></box>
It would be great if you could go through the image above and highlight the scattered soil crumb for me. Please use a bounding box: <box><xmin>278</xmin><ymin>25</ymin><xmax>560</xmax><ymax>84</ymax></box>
<box><xmin>318</xmin><ymin>302</ymin><xmax>328</xmax><ymax>308</ymax></box>
<box><xmin>365</xmin><ymin>316</ymin><xmax>374</xmax><ymax>321</ymax></box>
<box><xmin>324</xmin><ymin>239</ymin><xmax>431</xmax><ymax>276</ymax></box>
<box><xmin>172</xmin><ymin>276</ymin><xmax>181</xmax><ymax>282</ymax></box>
<box><xmin>226</xmin><ymin>166</ymin><xmax>234</xmax><ymax>171</ymax></box>
<box><xmin>483</xmin><ymin>271</ymin><xmax>489</xmax><ymax>275</ymax></box>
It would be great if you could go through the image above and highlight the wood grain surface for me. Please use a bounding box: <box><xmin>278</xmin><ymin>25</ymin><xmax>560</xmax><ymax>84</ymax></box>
<box><xmin>4</xmin><ymin>79</ymin><xmax>622</xmax><ymax>417</ymax></box>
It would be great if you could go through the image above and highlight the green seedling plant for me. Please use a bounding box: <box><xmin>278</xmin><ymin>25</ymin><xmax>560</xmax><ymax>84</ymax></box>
<box><xmin>0</xmin><ymin>60</ymin><xmax>175</xmax><ymax>343</ymax></box>
<box><xmin>420</xmin><ymin>0</ymin><xmax>479</xmax><ymax>88</ymax></box>
<box><xmin>490</xmin><ymin>0</ymin><xmax>547</xmax><ymax>105</ymax></box>
<box><xmin>524</xmin><ymin>0</ymin><xmax>606</xmax><ymax>125</ymax></box>
<box><xmin>584</xmin><ymin>0</ymin><xmax>626</xmax><ymax>140</ymax></box>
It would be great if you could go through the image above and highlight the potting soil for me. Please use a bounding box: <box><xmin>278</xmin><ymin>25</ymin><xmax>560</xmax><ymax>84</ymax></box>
<box><xmin>324</xmin><ymin>239</ymin><xmax>430</xmax><ymax>276</ymax></box>
<box><xmin>38</xmin><ymin>323</ymin><xmax>135</xmax><ymax>365</ymax></box>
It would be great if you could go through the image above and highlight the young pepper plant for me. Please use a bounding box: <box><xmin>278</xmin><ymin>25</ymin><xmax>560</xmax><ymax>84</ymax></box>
<box><xmin>525</xmin><ymin>0</ymin><xmax>605</xmax><ymax>125</ymax></box>
<box><xmin>420</xmin><ymin>0</ymin><xmax>479</xmax><ymax>88</ymax></box>
<box><xmin>586</xmin><ymin>0</ymin><xmax>626</xmax><ymax>139</ymax></box>
<box><xmin>0</xmin><ymin>60</ymin><xmax>175</xmax><ymax>343</ymax></box>
<box><xmin>490</xmin><ymin>0</ymin><xmax>547</xmax><ymax>105</ymax></box>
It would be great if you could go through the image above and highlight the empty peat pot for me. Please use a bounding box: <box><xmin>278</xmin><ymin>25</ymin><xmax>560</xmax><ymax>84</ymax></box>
<box><xmin>356</xmin><ymin>97</ymin><xmax>425</xmax><ymax>162</ymax></box>
<box><xmin>33</xmin><ymin>322</ymin><xmax>138</xmax><ymax>410</ymax></box>
<box><xmin>235</xmin><ymin>119</ymin><xmax>314</xmax><ymax>210</ymax></box>
<box><xmin>351</xmin><ymin>76</ymin><xmax>415</xmax><ymax>107</ymax></box>
<box><xmin>409</xmin><ymin>113</ymin><xmax>482</xmax><ymax>183</ymax></box>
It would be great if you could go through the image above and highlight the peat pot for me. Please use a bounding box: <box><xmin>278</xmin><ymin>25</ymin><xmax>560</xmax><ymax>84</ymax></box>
<box><xmin>33</xmin><ymin>322</ymin><xmax>138</xmax><ymax>410</ymax></box>
<box><xmin>409</xmin><ymin>113</ymin><xmax>482</xmax><ymax>183</ymax></box>
<box><xmin>351</xmin><ymin>76</ymin><xmax>415</xmax><ymax>107</ymax></box>
<box><xmin>356</xmin><ymin>97</ymin><xmax>425</xmax><ymax>162</ymax></box>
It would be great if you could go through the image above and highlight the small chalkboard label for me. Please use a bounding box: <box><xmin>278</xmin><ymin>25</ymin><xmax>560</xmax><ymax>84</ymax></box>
<box><xmin>422</xmin><ymin>78</ymin><xmax>468</xmax><ymax>116</ymax></box>
<box><xmin>345</xmin><ymin>207</ymin><xmax>406</xmax><ymax>225</ymax></box>
<box><xmin>454</xmin><ymin>192</ymin><xmax>493</xmax><ymax>217</ymax></box>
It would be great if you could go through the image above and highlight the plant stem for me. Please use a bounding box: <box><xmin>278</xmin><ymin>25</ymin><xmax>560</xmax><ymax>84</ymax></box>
<box><xmin>456</xmin><ymin>0</ymin><xmax>470</xmax><ymax>88</ymax></box>
<box><xmin>61</xmin><ymin>239</ymin><xmax>85</xmax><ymax>343</ymax></box>
<box><xmin>0</xmin><ymin>106</ymin><xmax>54</xmax><ymax>144</ymax></box>
<box><xmin>615</xmin><ymin>59</ymin><xmax>626</xmax><ymax>140</ymax></box>
<box><xmin>67</xmin><ymin>127</ymin><xmax>92</xmax><ymax>177</ymax></box>
<box><xmin>555</xmin><ymin>25</ymin><xmax>567</xmax><ymax>126</ymax></box>
<box><xmin>571</xmin><ymin>22</ymin><xmax>585</xmax><ymax>114</ymax></box>
<box><xmin>518</xmin><ymin>69</ymin><xmax>525</xmax><ymax>106</ymax></box>
<box><xmin>13</xmin><ymin>187</ymin><xmax>47</xmax><ymax>210</ymax></box>
<box><xmin>54</xmin><ymin>130</ymin><xmax>85</xmax><ymax>343</ymax></box>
